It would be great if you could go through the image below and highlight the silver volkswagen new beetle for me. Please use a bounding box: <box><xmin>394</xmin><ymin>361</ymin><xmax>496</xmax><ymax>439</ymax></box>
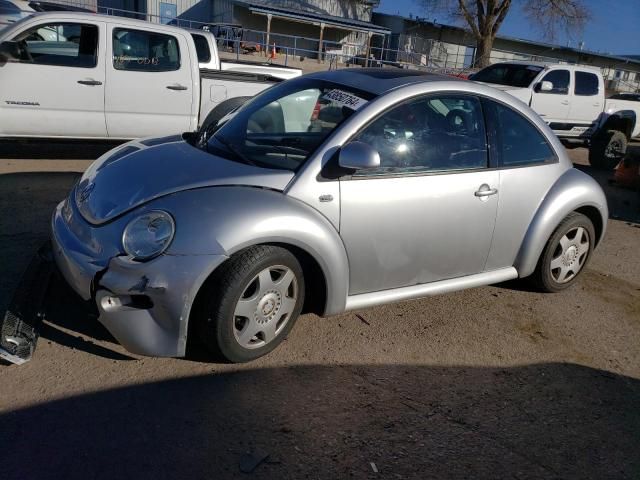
<box><xmin>51</xmin><ymin>69</ymin><xmax>608</xmax><ymax>362</ymax></box>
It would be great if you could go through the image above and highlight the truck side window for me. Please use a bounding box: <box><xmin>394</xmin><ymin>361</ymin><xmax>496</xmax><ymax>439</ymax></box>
<box><xmin>11</xmin><ymin>22</ymin><xmax>98</xmax><ymax>68</ymax></box>
<box><xmin>538</xmin><ymin>70</ymin><xmax>569</xmax><ymax>94</ymax></box>
<box><xmin>483</xmin><ymin>99</ymin><xmax>556</xmax><ymax>167</ymax></box>
<box><xmin>113</xmin><ymin>28</ymin><xmax>180</xmax><ymax>72</ymax></box>
<box><xmin>575</xmin><ymin>72</ymin><xmax>599</xmax><ymax>96</ymax></box>
<box><xmin>191</xmin><ymin>34</ymin><xmax>211</xmax><ymax>64</ymax></box>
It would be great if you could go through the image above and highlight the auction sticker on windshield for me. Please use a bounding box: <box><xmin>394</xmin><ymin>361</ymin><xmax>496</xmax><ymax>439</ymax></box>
<box><xmin>322</xmin><ymin>89</ymin><xmax>368</xmax><ymax>110</ymax></box>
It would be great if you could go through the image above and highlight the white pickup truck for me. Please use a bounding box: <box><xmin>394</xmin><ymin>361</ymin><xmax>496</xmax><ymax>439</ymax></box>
<box><xmin>0</xmin><ymin>12</ymin><xmax>301</xmax><ymax>140</ymax></box>
<box><xmin>471</xmin><ymin>61</ymin><xmax>640</xmax><ymax>169</ymax></box>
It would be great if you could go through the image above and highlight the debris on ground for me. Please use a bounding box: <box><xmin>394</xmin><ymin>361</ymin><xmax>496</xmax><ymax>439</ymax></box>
<box><xmin>239</xmin><ymin>450</ymin><xmax>270</xmax><ymax>473</ymax></box>
<box><xmin>370</xmin><ymin>462</ymin><xmax>378</xmax><ymax>473</ymax></box>
<box><xmin>355</xmin><ymin>314</ymin><xmax>370</xmax><ymax>326</ymax></box>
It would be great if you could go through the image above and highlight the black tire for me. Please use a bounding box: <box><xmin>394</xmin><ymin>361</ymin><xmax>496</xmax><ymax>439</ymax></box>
<box><xmin>589</xmin><ymin>130</ymin><xmax>627</xmax><ymax>170</ymax></box>
<box><xmin>531</xmin><ymin>212</ymin><xmax>595</xmax><ymax>293</ymax></box>
<box><xmin>195</xmin><ymin>245</ymin><xmax>305</xmax><ymax>363</ymax></box>
<box><xmin>196</xmin><ymin>96</ymin><xmax>251</xmax><ymax>146</ymax></box>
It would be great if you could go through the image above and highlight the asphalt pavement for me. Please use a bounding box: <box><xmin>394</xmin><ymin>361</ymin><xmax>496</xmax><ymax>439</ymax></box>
<box><xmin>0</xmin><ymin>143</ymin><xmax>638</xmax><ymax>479</ymax></box>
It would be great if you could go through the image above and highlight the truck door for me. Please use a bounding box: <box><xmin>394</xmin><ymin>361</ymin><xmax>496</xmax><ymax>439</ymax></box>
<box><xmin>567</xmin><ymin>70</ymin><xmax>603</xmax><ymax>135</ymax></box>
<box><xmin>0</xmin><ymin>19</ymin><xmax>107</xmax><ymax>138</ymax></box>
<box><xmin>530</xmin><ymin>69</ymin><xmax>571</xmax><ymax>127</ymax></box>
<box><xmin>105</xmin><ymin>24</ymin><xmax>197</xmax><ymax>139</ymax></box>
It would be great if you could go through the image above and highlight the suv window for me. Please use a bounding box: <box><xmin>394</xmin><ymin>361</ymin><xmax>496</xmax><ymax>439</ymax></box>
<box><xmin>11</xmin><ymin>22</ymin><xmax>98</xmax><ymax>68</ymax></box>
<box><xmin>483</xmin><ymin>99</ymin><xmax>555</xmax><ymax>167</ymax></box>
<box><xmin>113</xmin><ymin>28</ymin><xmax>180</xmax><ymax>72</ymax></box>
<box><xmin>575</xmin><ymin>71</ymin><xmax>599</xmax><ymax>96</ymax></box>
<box><xmin>353</xmin><ymin>95</ymin><xmax>488</xmax><ymax>176</ymax></box>
<box><xmin>191</xmin><ymin>33</ymin><xmax>211</xmax><ymax>63</ymax></box>
<box><xmin>539</xmin><ymin>70</ymin><xmax>569</xmax><ymax>94</ymax></box>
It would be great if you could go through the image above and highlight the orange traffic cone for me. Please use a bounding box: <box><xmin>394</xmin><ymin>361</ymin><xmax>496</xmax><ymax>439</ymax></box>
<box><xmin>270</xmin><ymin>42</ymin><xmax>276</xmax><ymax>59</ymax></box>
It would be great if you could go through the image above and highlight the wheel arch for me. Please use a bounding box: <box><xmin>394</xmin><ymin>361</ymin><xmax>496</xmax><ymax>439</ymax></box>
<box><xmin>598</xmin><ymin>110</ymin><xmax>636</xmax><ymax>139</ymax></box>
<box><xmin>514</xmin><ymin>168</ymin><xmax>608</xmax><ymax>278</ymax></box>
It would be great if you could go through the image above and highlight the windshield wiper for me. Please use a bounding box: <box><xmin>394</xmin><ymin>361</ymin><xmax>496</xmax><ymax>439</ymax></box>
<box><xmin>212</xmin><ymin>135</ymin><xmax>258</xmax><ymax>167</ymax></box>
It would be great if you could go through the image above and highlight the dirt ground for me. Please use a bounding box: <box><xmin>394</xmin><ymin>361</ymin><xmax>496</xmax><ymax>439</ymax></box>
<box><xmin>0</xmin><ymin>143</ymin><xmax>639</xmax><ymax>480</ymax></box>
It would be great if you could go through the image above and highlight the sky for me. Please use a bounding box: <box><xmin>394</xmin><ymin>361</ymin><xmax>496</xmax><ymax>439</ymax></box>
<box><xmin>376</xmin><ymin>0</ymin><xmax>640</xmax><ymax>56</ymax></box>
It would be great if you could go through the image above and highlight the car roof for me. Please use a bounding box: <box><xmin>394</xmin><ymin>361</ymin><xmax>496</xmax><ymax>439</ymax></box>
<box><xmin>306</xmin><ymin>68</ymin><xmax>461</xmax><ymax>95</ymax></box>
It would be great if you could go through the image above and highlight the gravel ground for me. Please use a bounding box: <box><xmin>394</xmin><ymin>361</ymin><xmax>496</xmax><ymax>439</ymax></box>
<box><xmin>0</xmin><ymin>144</ymin><xmax>639</xmax><ymax>480</ymax></box>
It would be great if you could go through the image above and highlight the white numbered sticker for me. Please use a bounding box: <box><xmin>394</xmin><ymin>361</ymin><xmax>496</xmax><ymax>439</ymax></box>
<box><xmin>322</xmin><ymin>89</ymin><xmax>368</xmax><ymax>110</ymax></box>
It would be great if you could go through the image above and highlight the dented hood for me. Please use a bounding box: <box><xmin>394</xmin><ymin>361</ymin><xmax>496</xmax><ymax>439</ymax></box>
<box><xmin>75</xmin><ymin>136</ymin><xmax>295</xmax><ymax>225</ymax></box>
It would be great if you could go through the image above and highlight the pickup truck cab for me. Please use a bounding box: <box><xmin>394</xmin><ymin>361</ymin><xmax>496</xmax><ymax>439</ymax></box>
<box><xmin>0</xmin><ymin>12</ymin><xmax>301</xmax><ymax>140</ymax></box>
<box><xmin>471</xmin><ymin>61</ymin><xmax>640</xmax><ymax>169</ymax></box>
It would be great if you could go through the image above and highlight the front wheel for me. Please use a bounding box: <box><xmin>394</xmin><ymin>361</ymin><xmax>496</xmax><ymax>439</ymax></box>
<box><xmin>531</xmin><ymin>212</ymin><xmax>595</xmax><ymax>293</ymax></box>
<box><xmin>195</xmin><ymin>245</ymin><xmax>305</xmax><ymax>363</ymax></box>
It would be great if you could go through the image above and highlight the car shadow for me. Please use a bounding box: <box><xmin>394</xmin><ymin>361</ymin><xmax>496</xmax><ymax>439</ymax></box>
<box><xmin>574</xmin><ymin>162</ymin><xmax>640</xmax><ymax>224</ymax></box>
<box><xmin>0</xmin><ymin>140</ymin><xmax>120</xmax><ymax>160</ymax></box>
<box><xmin>0</xmin><ymin>363</ymin><xmax>638</xmax><ymax>479</ymax></box>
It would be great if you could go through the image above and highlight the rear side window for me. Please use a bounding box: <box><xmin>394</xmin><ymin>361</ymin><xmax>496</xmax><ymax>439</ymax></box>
<box><xmin>539</xmin><ymin>70</ymin><xmax>569</xmax><ymax>94</ymax></box>
<box><xmin>0</xmin><ymin>0</ymin><xmax>21</xmax><ymax>14</ymax></box>
<box><xmin>11</xmin><ymin>22</ymin><xmax>98</xmax><ymax>68</ymax></box>
<box><xmin>483</xmin><ymin>99</ymin><xmax>556</xmax><ymax>167</ymax></box>
<box><xmin>191</xmin><ymin>33</ymin><xmax>211</xmax><ymax>63</ymax></box>
<box><xmin>575</xmin><ymin>71</ymin><xmax>599</xmax><ymax>96</ymax></box>
<box><xmin>113</xmin><ymin>28</ymin><xmax>180</xmax><ymax>72</ymax></box>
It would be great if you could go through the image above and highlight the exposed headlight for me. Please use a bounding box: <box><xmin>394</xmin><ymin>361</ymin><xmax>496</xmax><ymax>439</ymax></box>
<box><xmin>122</xmin><ymin>210</ymin><xmax>175</xmax><ymax>261</ymax></box>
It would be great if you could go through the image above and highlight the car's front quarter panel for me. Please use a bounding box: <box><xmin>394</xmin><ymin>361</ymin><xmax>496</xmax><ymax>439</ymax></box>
<box><xmin>514</xmin><ymin>168</ymin><xmax>608</xmax><ymax>278</ymax></box>
<box><xmin>143</xmin><ymin>186</ymin><xmax>350</xmax><ymax>316</ymax></box>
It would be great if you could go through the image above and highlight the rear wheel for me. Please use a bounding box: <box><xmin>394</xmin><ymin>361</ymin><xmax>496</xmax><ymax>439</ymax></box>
<box><xmin>195</xmin><ymin>245</ymin><xmax>305</xmax><ymax>363</ymax></box>
<box><xmin>531</xmin><ymin>212</ymin><xmax>595</xmax><ymax>293</ymax></box>
<box><xmin>589</xmin><ymin>130</ymin><xmax>627</xmax><ymax>170</ymax></box>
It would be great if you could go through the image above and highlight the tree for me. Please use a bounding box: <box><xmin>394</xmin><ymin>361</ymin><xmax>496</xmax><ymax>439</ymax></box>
<box><xmin>421</xmin><ymin>0</ymin><xmax>590</xmax><ymax>67</ymax></box>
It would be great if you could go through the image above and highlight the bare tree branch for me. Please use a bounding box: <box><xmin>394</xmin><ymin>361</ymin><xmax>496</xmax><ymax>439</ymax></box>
<box><xmin>417</xmin><ymin>0</ymin><xmax>591</xmax><ymax>67</ymax></box>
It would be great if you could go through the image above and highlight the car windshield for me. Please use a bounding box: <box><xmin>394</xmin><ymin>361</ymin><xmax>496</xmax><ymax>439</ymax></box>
<box><xmin>472</xmin><ymin>63</ymin><xmax>544</xmax><ymax>88</ymax></box>
<box><xmin>207</xmin><ymin>78</ymin><xmax>375</xmax><ymax>171</ymax></box>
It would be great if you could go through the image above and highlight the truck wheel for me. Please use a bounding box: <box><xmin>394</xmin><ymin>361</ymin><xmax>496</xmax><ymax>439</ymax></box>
<box><xmin>195</xmin><ymin>245</ymin><xmax>305</xmax><ymax>363</ymax></box>
<box><xmin>197</xmin><ymin>96</ymin><xmax>251</xmax><ymax>146</ymax></box>
<box><xmin>589</xmin><ymin>130</ymin><xmax>627</xmax><ymax>170</ymax></box>
<box><xmin>531</xmin><ymin>212</ymin><xmax>595</xmax><ymax>293</ymax></box>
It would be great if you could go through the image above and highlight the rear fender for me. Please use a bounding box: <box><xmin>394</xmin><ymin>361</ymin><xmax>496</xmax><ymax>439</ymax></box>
<box><xmin>514</xmin><ymin>168</ymin><xmax>608</xmax><ymax>278</ymax></box>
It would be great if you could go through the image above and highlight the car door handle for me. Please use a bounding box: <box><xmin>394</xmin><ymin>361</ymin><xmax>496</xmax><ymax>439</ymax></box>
<box><xmin>77</xmin><ymin>79</ymin><xmax>102</xmax><ymax>86</ymax></box>
<box><xmin>167</xmin><ymin>84</ymin><xmax>188</xmax><ymax>91</ymax></box>
<box><xmin>474</xmin><ymin>186</ymin><xmax>498</xmax><ymax>197</ymax></box>
<box><xmin>560</xmin><ymin>100</ymin><xmax>569</xmax><ymax>105</ymax></box>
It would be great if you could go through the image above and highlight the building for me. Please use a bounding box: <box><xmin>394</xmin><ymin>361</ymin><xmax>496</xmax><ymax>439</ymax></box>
<box><xmin>373</xmin><ymin>12</ymin><xmax>640</xmax><ymax>93</ymax></box>
<box><xmin>96</xmin><ymin>0</ymin><xmax>389</xmax><ymax>61</ymax></box>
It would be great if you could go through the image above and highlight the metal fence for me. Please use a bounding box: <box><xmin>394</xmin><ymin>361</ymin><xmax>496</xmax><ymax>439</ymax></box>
<box><xmin>4</xmin><ymin>3</ymin><xmax>639</xmax><ymax>92</ymax></box>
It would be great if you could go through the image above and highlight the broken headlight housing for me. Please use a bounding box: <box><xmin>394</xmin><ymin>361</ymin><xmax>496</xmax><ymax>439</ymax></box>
<box><xmin>122</xmin><ymin>210</ymin><xmax>175</xmax><ymax>261</ymax></box>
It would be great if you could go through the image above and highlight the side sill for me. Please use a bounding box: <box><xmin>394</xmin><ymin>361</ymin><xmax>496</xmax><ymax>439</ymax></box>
<box><xmin>344</xmin><ymin>267</ymin><xmax>518</xmax><ymax>312</ymax></box>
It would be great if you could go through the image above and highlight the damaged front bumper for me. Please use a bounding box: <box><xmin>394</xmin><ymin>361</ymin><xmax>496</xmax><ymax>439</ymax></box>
<box><xmin>51</xmin><ymin>199</ymin><xmax>227</xmax><ymax>358</ymax></box>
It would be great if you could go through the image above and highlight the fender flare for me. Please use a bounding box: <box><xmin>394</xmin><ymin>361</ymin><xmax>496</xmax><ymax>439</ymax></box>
<box><xmin>595</xmin><ymin>110</ymin><xmax>636</xmax><ymax>139</ymax></box>
<box><xmin>514</xmin><ymin>168</ymin><xmax>608</xmax><ymax>278</ymax></box>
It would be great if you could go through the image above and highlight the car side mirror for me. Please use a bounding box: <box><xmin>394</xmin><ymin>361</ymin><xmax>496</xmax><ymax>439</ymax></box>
<box><xmin>536</xmin><ymin>81</ymin><xmax>554</xmax><ymax>92</ymax></box>
<box><xmin>0</xmin><ymin>41</ymin><xmax>21</xmax><ymax>64</ymax></box>
<box><xmin>338</xmin><ymin>141</ymin><xmax>381</xmax><ymax>170</ymax></box>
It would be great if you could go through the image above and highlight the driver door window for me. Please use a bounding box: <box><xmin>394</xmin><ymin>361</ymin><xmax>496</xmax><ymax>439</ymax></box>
<box><xmin>352</xmin><ymin>95</ymin><xmax>488</xmax><ymax>176</ymax></box>
<box><xmin>537</xmin><ymin>70</ymin><xmax>569</xmax><ymax>94</ymax></box>
<box><xmin>11</xmin><ymin>22</ymin><xmax>98</xmax><ymax>68</ymax></box>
